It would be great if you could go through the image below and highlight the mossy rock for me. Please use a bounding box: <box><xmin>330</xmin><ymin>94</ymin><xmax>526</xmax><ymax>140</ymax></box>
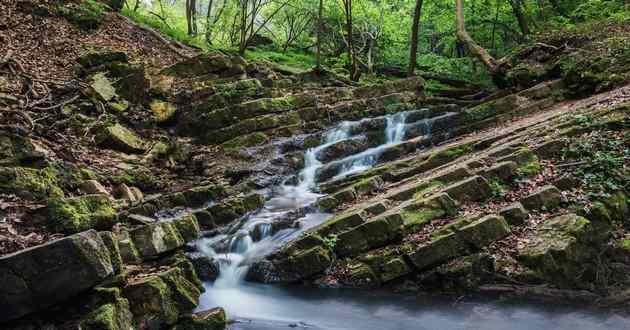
<box><xmin>150</xmin><ymin>100</ymin><xmax>178</xmax><ymax>124</ymax></box>
<box><xmin>171</xmin><ymin>214</ymin><xmax>201</xmax><ymax>242</ymax></box>
<box><xmin>48</xmin><ymin>194</ymin><xmax>117</xmax><ymax>234</ymax></box>
<box><xmin>0</xmin><ymin>166</ymin><xmax>64</xmax><ymax>199</ymax></box>
<box><xmin>406</xmin><ymin>233</ymin><xmax>468</xmax><ymax>270</ymax></box>
<box><xmin>517</xmin><ymin>213</ymin><xmax>608</xmax><ymax>288</ymax></box>
<box><xmin>174</xmin><ymin>307</ymin><xmax>227</xmax><ymax>330</ymax></box>
<box><xmin>98</xmin><ymin>231</ymin><xmax>123</xmax><ymax>274</ymax></box>
<box><xmin>130</xmin><ymin>222</ymin><xmax>185</xmax><ymax>259</ymax></box>
<box><xmin>222</xmin><ymin>132</ymin><xmax>269</xmax><ymax>149</ymax></box>
<box><xmin>58</xmin><ymin>0</ymin><xmax>107</xmax><ymax>30</ymax></box>
<box><xmin>358</xmin><ymin>248</ymin><xmax>411</xmax><ymax>283</ymax></box>
<box><xmin>80</xmin><ymin>298</ymin><xmax>133</xmax><ymax>330</ymax></box>
<box><xmin>123</xmin><ymin>276</ymin><xmax>179</xmax><ymax>326</ymax></box>
<box><xmin>96</xmin><ymin>124</ymin><xmax>147</xmax><ymax>154</ymax></box>
<box><xmin>0</xmin><ymin>134</ymin><xmax>47</xmax><ymax>167</ymax></box>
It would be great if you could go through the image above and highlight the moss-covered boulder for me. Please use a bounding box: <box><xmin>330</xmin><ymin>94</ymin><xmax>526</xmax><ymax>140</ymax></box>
<box><xmin>162</xmin><ymin>52</ymin><xmax>246</xmax><ymax>78</ymax></box>
<box><xmin>124</xmin><ymin>267</ymin><xmax>201</xmax><ymax>327</ymax></box>
<box><xmin>171</xmin><ymin>214</ymin><xmax>201</xmax><ymax>242</ymax></box>
<box><xmin>316</xmin><ymin>211</ymin><xmax>366</xmax><ymax>237</ymax></box>
<box><xmin>517</xmin><ymin>213</ymin><xmax>609</xmax><ymax>288</ymax></box>
<box><xmin>0</xmin><ymin>134</ymin><xmax>47</xmax><ymax>167</ymax></box>
<box><xmin>174</xmin><ymin>307</ymin><xmax>227</xmax><ymax>330</ymax></box>
<box><xmin>0</xmin><ymin>166</ymin><xmax>64</xmax><ymax>199</ymax></box>
<box><xmin>80</xmin><ymin>288</ymin><xmax>133</xmax><ymax>330</ymax></box>
<box><xmin>47</xmin><ymin>194</ymin><xmax>117</xmax><ymax>234</ymax></box>
<box><xmin>401</xmin><ymin>192</ymin><xmax>458</xmax><ymax>231</ymax></box>
<box><xmin>130</xmin><ymin>222</ymin><xmax>185</xmax><ymax>259</ymax></box>
<box><xmin>274</xmin><ymin>245</ymin><xmax>332</xmax><ymax>281</ymax></box>
<box><xmin>77</xmin><ymin>50</ymin><xmax>128</xmax><ymax>70</ymax></box>
<box><xmin>358</xmin><ymin>247</ymin><xmax>411</xmax><ymax>283</ymax></box>
<box><xmin>0</xmin><ymin>230</ymin><xmax>114</xmax><ymax>322</ymax></box>
<box><xmin>97</xmin><ymin>124</ymin><xmax>147</xmax><ymax>154</ymax></box>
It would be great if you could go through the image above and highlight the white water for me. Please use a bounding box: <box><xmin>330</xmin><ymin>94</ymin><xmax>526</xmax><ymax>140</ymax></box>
<box><xmin>196</xmin><ymin>112</ymin><xmax>412</xmax><ymax>293</ymax></box>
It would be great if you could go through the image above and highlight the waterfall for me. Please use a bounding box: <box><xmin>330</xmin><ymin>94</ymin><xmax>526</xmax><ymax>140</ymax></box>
<box><xmin>333</xmin><ymin>111</ymin><xmax>409</xmax><ymax>179</ymax></box>
<box><xmin>197</xmin><ymin>111</ymin><xmax>412</xmax><ymax>293</ymax></box>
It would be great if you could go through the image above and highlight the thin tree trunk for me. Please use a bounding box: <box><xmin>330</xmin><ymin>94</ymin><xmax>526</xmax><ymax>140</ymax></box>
<box><xmin>455</xmin><ymin>0</ymin><xmax>499</xmax><ymax>74</ymax></box>
<box><xmin>548</xmin><ymin>0</ymin><xmax>568</xmax><ymax>17</ymax></box>
<box><xmin>491</xmin><ymin>0</ymin><xmax>500</xmax><ymax>56</ymax></box>
<box><xmin>509</xmin><ymin>0</ymin><xmax>530</xmax><ymax>36</ymax></box>
<box><xmin>316</xmin><ymin>0</ymin><xmax>323</xmax><ymax>71</ymax></box>
<box><xmin>342</xmin><ymin>0</ymin><xmax>359</xmax><ymax>81</ymax></box>
<box><xmin>408</xmin><ymin>0</ymin><xmax>424</xmax><ymax>76</ymax></box>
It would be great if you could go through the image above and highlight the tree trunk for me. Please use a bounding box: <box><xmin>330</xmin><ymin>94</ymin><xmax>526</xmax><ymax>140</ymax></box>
<box><xmin>455</xmin><ymin>0</ymin><xmax>499</xmax><ymax>74</ymax></box>
<box><xmin>316</xmin><ymin>0</ymin><xmax>323</xmax><ymax>71</ymax></box>
<box><xmin>548</xmin><ymin>0</ymin><xmax>568</xmax><ymax>17</ymax></box>
<box><xmin>407</xmin><ymin>0</ymin><xmax>424</xmax><ymax>77</ymax></box>
<box><xmin>509</xmin><ymin>0</ymin><xmax>530</xmax><ymax>36</ymax></box>
<box><xmin>342</xmin><ymin>0</ymin><xmax>360</xmax><ymax>81</ymax></box>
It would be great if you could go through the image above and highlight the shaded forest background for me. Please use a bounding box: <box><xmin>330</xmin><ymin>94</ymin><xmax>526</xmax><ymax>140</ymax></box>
<box><xmin>117</xmin><ymin>0</ymin><xmax>630</xmax><ymax>85</ymax></box>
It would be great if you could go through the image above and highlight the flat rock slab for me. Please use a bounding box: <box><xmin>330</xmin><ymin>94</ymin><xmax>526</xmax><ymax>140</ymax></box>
<box><xmin>0</xmin><ymin>230</ymin><xmax>113</xmax><ymax>322</ymax></box>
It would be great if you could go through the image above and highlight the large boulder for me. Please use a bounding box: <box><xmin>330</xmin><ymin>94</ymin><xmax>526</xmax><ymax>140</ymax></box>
<box><xmin>517</xmin><ymin>213</ymin><xmax>609</xmax><ymax>288</ymax></box>
<box><xmin>0</xmin><ymin>230</ymin><xmax>114</xmax><ymax>322</ymax></box>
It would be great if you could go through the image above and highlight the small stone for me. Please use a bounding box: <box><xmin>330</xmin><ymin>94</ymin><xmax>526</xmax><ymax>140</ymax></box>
<box><xmin>88</xmin><ymin>72</ymin><xmax>117</xmax><ymax>102</ymax></box>
<box><xmin>80</xmin><ymin>179</ymin><xmax>109</xmax><ymax>196</ymax></box>
<box><xmin>150</xmin><ymin>100</ymin><xmax>178</xmax><ymax>123</ymax></box>
<box><xmin>114</xmin><ymin>183</ymin><xmax>137</xmax><ymax>203</ymax></box>
<box><xmin>499</xmin><ymin>202</ymin><xmax>529</xmax><ymax>226</ymax></box>
<box><xmin>130</xmin><ymin>186</ymin><xmax>143</xmax><ymax>202</ymax></box>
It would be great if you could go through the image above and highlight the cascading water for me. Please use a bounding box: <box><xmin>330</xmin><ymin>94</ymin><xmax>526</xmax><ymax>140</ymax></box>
<box><xmin>195</xmin><ymin>111</ymin><xmax>413</xmax><ymax>314</ymax></box>
<box><xmin>333</xmin><ymin>111</ymin><xmax>409</xmax><ymax>179</ymax></box>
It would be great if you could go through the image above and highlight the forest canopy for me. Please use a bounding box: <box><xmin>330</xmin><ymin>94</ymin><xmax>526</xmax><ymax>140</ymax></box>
<box><xmin>110</xmin><ymin>1</ymin><xmax>630</xmax><ymax>83</ymax></box>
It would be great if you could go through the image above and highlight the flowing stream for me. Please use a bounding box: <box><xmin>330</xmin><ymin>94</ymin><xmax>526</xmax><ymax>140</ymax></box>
<box><xmin>194</xmin><ymin>111</ymin><xmax>629</xmax><ymax>329</ymax></box>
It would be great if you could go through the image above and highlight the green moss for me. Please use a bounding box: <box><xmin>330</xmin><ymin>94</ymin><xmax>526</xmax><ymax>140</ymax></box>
<box><xmin>0</xmin><ymin>166</ymin><xmax>64</xmax><ymax>199</ymax></box>
<box><xmin>515</xmin><ymin>149</ymin><xmax>542</xmax><ymax>177</ymax></box>
<box><xmin>222</xmin><ymin>132</ymin><xmax>269</xmax><ymax>149</ymax></box>
<box><xmin>425</xmin><ymin>143</ymin><xmax>473</xmax><ymax>167</ymax></box>
<box><xmin>619</xmin><ymin>239</ymin><xmax>630</xmax><ymax>251</ymax></box>
<box><xmin>48</xmin><ymin>194</ymin><xmax>117</xmax><ymax>234</ymax></box>
<box><xmin>402</xmin><ymin>208</ymin><xmax>444</xmax><ymax>228</ymax></box>
<box><xmin>58</xmin><ymin>0</ymin><xmax>107</xmax><ymax>30</ymax></box>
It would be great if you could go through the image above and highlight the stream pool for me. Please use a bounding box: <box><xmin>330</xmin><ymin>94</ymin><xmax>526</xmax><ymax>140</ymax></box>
<box><xmin>196</xmin><ymin>282</ymin><xmax>630</xmax><ymax>330</ymax></box>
